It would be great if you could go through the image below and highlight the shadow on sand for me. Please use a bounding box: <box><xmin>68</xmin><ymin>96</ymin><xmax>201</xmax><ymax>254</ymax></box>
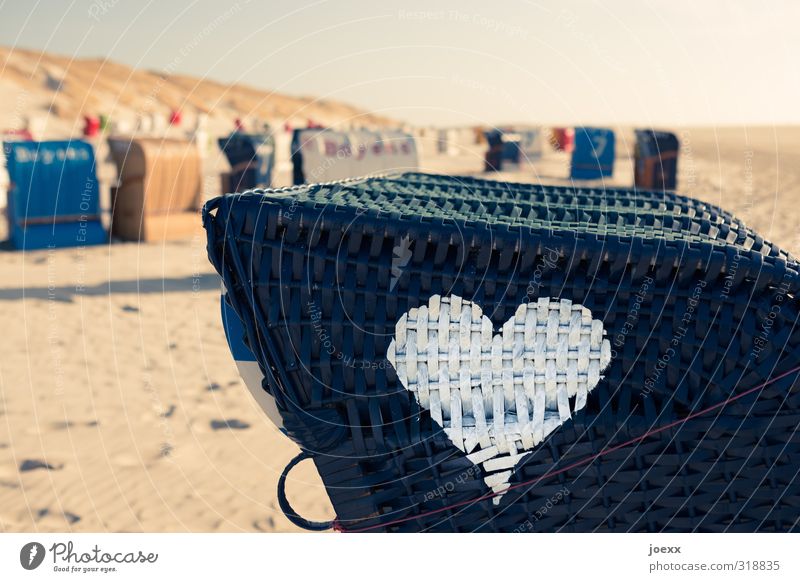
<box><xmin>0</xmin><ymin>274</ymin><xmax>220</xmax><ymax>302</ymax></box>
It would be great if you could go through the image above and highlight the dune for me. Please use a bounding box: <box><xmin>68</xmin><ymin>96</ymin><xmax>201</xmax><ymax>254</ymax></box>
<box><xmin>0</xmin><ymin>45</ymin><xmax>398</xmax><ymax>136</ymax></box>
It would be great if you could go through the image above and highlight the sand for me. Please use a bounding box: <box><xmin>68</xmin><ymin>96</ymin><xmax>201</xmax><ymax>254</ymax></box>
<box><xmin>1</xmin><ymin>126</ymin><xmax>799</xmax><ymax>532</ymax></box>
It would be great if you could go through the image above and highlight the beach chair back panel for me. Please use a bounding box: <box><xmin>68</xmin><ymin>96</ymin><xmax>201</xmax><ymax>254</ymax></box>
<box><xmin>108</xmin><ymin>137</ymin><xmax>203</xmax><ymax>241</ymax></box>
<box><xmin>141</xmin><ymin>140</ymin><xmax>202</xmax><ymax>212</ymax></box>
<box><xmin>570</xmin><ymin>127</ymin><xmax>616</xmax><ymax>180</ymax></box>
<box><xmin>217</xmin><ymin>133</ymin><xmax>274</xmax><ymax>192</ymax></box>
<box><xmin>109</xmin><ymin>138</ymin><xmax>202</xmax><ymax>213</ymax></box>
<box><xmin>635</xmin><ymin>130</ymin><xmax>679</xmax><ymax>190</ymax></box>
<box><xmin>4</xmin><ymin>140</ymin><xmax>106</xmax><ymax>250</ymax></box>
<box><xmin>519</xmin><ymin>129</ymin><xmax>543</xmax><ymax>161</ymax></box>
<box><xmin>5</xmin><ymin>140</ymin><xmax>99</xmax><ymax>223</ymax></box>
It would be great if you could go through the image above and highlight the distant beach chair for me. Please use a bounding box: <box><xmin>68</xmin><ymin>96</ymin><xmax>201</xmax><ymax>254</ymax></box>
<box><xmin>518</xmin><ymin>128</ymin><xmax>544</xmax><ymax>162</ymax></box>
<box><xmin>483</xmin><ymin>130</ymin><xmax>504</xmax><ymax>171</ymax></box>
<box><xmin>218</xmin><ymin>131</ymin><xmax>275</xmax><ymax>193</ymax></box>
<box><xmin>549</xmin><ymin>127</ymin><xmax>574</xmax><ymax>152</ymax></box>
<box><xmin>501</xmin><ymin>134</ymin><xmax>523</xmax><ymax>167</ymax></box>
<box><xmin>570</xmin><ymin>127</ymin><xmax>616</xmax><ymax>180</ymax></box>
<box><xmin>203</xmin><ymin>172</ymin><xmax>800</xmax><ymax>532</ymax></box>
<box><xmin>635</xmin><ymin>129</ymin><xmax>679</xmax><ymax>190</ymax></box>
<box><xmin>3</xmin><ymin>140</ymin><xmax>106</xmax><ymax>250</ymax></box>
<box><xmin>108</xmin><ymin>137</ymin><xmax>202</xmax><ymax>241</ymax></box>
<box><xmin>291</xmin><ymin>128</ymin><xmax>418</xmax><ymax>185</ymax></box>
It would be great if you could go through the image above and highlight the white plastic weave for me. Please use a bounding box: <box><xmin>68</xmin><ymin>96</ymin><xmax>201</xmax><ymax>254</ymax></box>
<box><xmin>388</xmin><ymin>294</ymin><xmax>612</xmax><ymax>504</ymax></box>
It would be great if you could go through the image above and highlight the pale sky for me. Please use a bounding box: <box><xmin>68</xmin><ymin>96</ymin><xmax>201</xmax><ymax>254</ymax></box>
<box><xmin>1</xmin><ymin>0</ymin><xmax>798</xmax><ymax>127</ymax></box>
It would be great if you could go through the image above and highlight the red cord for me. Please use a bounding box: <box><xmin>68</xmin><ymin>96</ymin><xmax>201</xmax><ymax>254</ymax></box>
<box><xmin>337</xmin><ymin>364</ymin><xmax>800</xmax><ymax>533</ymax></box>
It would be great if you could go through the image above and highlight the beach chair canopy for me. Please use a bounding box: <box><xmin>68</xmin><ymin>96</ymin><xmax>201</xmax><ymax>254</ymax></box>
<box><xmin>107</xmin><ymin>137</ymin><xmax>202</xmax><ymax>241</ymax></box>
<box><xmin>217</xmin><ymin>131</ymin><xmax>275</xmax><ymax>192</ymax></box>
<box><xmin>108</xmin><ymin>137</ymin><xmax>202</xmax><ymax>213</ymax></box>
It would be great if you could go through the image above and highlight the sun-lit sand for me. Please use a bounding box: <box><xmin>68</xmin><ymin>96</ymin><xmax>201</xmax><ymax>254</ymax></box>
<box><xmin>1</xmin><ymin>126</ymin><xmax>799</xmax><ymax>532</ymax></box>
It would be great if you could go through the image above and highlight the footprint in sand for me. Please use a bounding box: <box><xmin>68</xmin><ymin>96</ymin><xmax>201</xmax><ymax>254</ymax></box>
<box><xmin>19</xmin><ymin>459</ymin><xmax>62</xmax><ymax>472</ymax></box>
<box><xmin>252</xmin><ymin>516</ymin><xmax>276</xmax><ymax>531</ymax></box>
<box><xmin>36</xmin><ymin>508</ymin><xmax>81</xmax><ymax>525</ymax></box>
<box><xmin>210</xmin><ymin>419</ymin><xmax>250</xmax><ymax>431</ymax></box>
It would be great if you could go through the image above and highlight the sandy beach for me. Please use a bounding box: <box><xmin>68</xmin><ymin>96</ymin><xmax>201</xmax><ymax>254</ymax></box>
<box><xmin>1</xmin><ymin>126</ymin><xmax>799</xmax><ymax>532</ymax></box>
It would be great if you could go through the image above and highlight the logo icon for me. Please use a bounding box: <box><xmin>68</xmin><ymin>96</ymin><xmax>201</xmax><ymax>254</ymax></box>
<box><xmin>390</xmin><ymin>235</ymin><xmax>413</xmax><ymax>290</ymax></box>
<box><xmin>20</xmin><ymin>542</ymin><xmax>46</xmax><ymax>570</ymax></box>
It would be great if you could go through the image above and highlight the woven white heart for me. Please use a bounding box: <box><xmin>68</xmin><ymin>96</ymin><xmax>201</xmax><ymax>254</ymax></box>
<box><xmin>387</xmin><ymin>294</ymin><xmax>612</xmax><ymax>504</ymax></box>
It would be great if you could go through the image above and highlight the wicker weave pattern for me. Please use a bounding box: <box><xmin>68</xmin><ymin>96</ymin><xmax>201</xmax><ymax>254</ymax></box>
<box><xmin>388</xmin><ymin>295</ymin><xmax>611</xmax><ymax>502</ymax></box>
<box><xmin>251</xmin><ymin>176</ymin><xmax>786</xmax><ymax>257</ymax></box>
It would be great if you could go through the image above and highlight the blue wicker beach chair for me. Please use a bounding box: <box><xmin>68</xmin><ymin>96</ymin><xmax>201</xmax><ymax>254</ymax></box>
<box><xmin>570</xmin><ymin>127</ymin><xmax>616</xmax><ymax>180</ymax></box>
<box><xmin>204</xmin><ymin>172</ymin><xmax>800</xmax><ymax>532</ymax></box>
<box><xmin>4</xmin><ymin>140</ymin><xmax>106</xmax><ymax>250</ymax></box>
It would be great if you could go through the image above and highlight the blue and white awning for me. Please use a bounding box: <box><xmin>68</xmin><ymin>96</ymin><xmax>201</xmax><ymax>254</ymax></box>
<box><xmin>221</xmin><ymin>293</ymin><xmax>285</xmax><ymax>432</ymax></box>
